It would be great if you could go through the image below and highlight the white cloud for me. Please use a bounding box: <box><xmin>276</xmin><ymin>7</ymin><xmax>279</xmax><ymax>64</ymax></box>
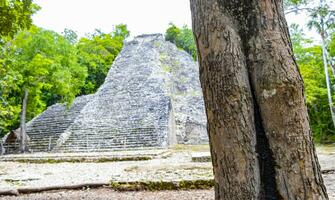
<box><xmin>33</xmin><ymin>0</ymin><xmax>192</xmax><ymax>37</ymax></box>
<box><xmin>32</xmin><ymin>0</ymin><xmax>319</xmax><ymax>41</ymax></box>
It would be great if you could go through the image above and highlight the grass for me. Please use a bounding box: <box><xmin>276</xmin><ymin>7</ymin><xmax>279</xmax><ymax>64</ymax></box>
<box><xmin>170</xmin><ymin>144</ymin><xmax>210</xmax><ymax>152</ymax></box>
<box><xmin>124</xmin><ymin>166</ymin><xmax>140</xmax><ymax>172</ymax></box>
<box><xmin>4</xmin><ymin>179</ymin><xmax>24</xmax><ymax>186</ymax></box>
<box><xmin>109</xmin><ymin>180</ymin><xmax>214</xmax><ymax>191</ymax></box>
<box><xmin>124</xmin><ymin>164</ymin><xmax>212</xmax><ymax>173</ymax></box>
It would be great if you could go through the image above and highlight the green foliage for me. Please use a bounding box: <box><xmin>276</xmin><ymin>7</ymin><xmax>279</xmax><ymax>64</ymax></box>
<box><xmin>307</xmin><ymin>2</ymin><xmax>335</xmax><ymax>37</ymax></box>
<box><xmin>165</xmin><ymin>23</ymin><xmax>197</xmax><ymax>60</ymax></box>
<box><xmin>287</xmin><ymin>0</ymin><xmax>335</xmax><ymax>143</ymax></box>
<box><xmin>0</xmin><ymin>56</ymin><xmax>22</xmax><ymax>135</ymax></box>
<box><xmin>0</xmin><ymin>27</ymin><xmax>87</xmax><ymax>136</ymax></box>
<box><xmin>76</xmin><ymin>24</ymin><xmax>129</xmax><ymax>94</ymax></box>
<box><xmin>329</xmin><ymin>32</ymin><xmax>335</xmax><ymax>56</ymax></box>
<box><xmin>290</xmin><ymin>24</ymin><xmax>335</xmax><ymax>143</ymax></box>
<box><xmin>0</xmin><ymin>24</ymin><xmax>128</xmax><ymax>136</ymax></box>
<box><xmin>165</xmin><ymin>24</ymin><xmax>181</xmax><ymax>44</ymax></box>
<box><xmin>284</xmin><ymin>0</ymin><xmax>310</xmax><ymax>7</ymax></box>
<box><xmin>0</xmin><ymin>0</ymin><xmax>40</xmax><ymax>38</ymax></box>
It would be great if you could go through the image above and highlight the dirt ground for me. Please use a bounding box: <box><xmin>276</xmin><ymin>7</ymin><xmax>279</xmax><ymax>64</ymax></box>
<box><xmin>1</xmin><ymin>188</ymin><xmax>214</xmax><ymax>200</ymax></box>
<box><xmin>0</xmin><ymin>146</ymin><xmax>334</xmax><ymax>200</ymax></box>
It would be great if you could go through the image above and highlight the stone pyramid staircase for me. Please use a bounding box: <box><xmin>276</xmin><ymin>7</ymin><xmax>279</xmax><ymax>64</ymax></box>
<box><xmin>54</xmin><ymin>35</ymin><xmax>172</xmax><ymax>152</ymax></box>
<box><xmin>3</xmin><ymin>95</ymin><xmax>93</xmax><ymax>153</ymax></box>
<box><xmin>2</xmin><ymin>34</ymin><xmax>208</xmax><ymax>154</ymax></box>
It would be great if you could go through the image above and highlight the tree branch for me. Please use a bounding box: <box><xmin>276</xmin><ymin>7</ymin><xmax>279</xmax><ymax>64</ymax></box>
<box><xmin>285</xmin><ymin>7</ymin><xmax>314</xmax><ymax>15</ymax></box>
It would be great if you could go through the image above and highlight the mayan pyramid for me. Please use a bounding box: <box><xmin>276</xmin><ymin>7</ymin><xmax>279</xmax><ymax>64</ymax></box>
<box><xmin>3</xmin><ymin>34</ymin><xmax>208</xmax><ymax>153</ymax></box>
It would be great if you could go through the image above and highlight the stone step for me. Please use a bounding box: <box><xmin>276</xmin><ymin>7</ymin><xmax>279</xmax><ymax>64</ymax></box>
<box><xmin>64</xmin><ymin>134</ymin><xmax>158</xmax><ymax>140</ymax></box>
<box><xmin>27</xmin><ymin>133</ymin><xmax>159</xmax><ymax>143</ymax></box>
<box><xmin>59</xmin><ymin>140</ymin><xmax>160</xmax><ymax>145</ymax></box>
<box><xmin>62</xmin><ymin>142</ymin><xmax>159</xmax><ymax>147</ymax></box>
<box><xmin>58</xmin><ymin>144</ymin><xmax>159</xmax><ymax>148</ymax></box>
<box><xmin>65</xmin><ymin>136</ymin><xmax>158</xmax><ymax>141</ymax></box>
<box><xmin>55</xmin><ymin>147</ymin><xmax>161</xmax><ymax>153</ymax></box>
<box><xmin>39</xmin><ymin>146</ymin><xmax>152</xmax><ymax>152</ymax></box>
<box><xmin>29</xmin><ymin>140</ymin><xmax>158</xmax><ymax>147</ymax></box>
<box><xmin>56</xmin><ymin>145</ymin><xmax>160</xmax><ymax>152</ymax></box>
<box><xmin>28</xmin><ymin>139</ymin><xmax>157</xmax><ymax>145</ymax></box>
<box><xmin>65</xmin><ymin>134</ymin><xmax>158</xmax><ymax>139</ymax></box>
<box><xmin>55</xmin><ymin>146</ymin><xmax>157</xmax><ymax>152</ymax></box>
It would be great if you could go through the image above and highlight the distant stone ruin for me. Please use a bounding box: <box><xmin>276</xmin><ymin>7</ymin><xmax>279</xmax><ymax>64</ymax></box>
<box><xmin>2</xmin><ymin>34</ymin><xmax>208</xmax><ymax>153</ymax></box>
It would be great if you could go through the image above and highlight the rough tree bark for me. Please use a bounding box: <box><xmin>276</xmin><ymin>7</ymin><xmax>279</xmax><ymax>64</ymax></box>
<box><xmin>19</xmin><ymin>88</ymin><xmax>29</xmax><ymax>153</ymax></box>
<box><xmin>190</xmin><ymin>0</ymin><xmax>328</xmax><ymax>199</ymax></box>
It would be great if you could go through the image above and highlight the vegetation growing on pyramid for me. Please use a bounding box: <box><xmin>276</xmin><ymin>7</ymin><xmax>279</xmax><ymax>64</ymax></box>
<box><xmin>165</xmin><ymin>23</ymin><xmax>197</xmax><ymax>60</ymax></box>
<box><xmin>77</xmin><ymin>24</ymin><xmax>129</xmax><ymax>95</ymax></box>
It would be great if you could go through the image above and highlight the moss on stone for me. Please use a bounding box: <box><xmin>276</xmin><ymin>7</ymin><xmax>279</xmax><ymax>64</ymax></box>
<box><xmin>171</xmin><ymin>144</ymin><xmax>210</xmax><ymax>152</ymax></box>
<box><xmin>4</xmin><ymin>179</ymin><xmax>24</xmax><ymax>187</ymax></box>
<box><xmin>124</xmin><ymin>166</ymin><xmax>140</xmax><ymax>172</ymax></box>
<box><xmin>15</xmin><ymin>158</ymin><xmax>85</xmax><ymax>164</ymax></box>
<box><xmin>161</xmin><ymin>64</ymin><xmax>172</xmax><ymax>73</ymax></box>
<box><xmin>96</xmin><ymin>156</ymin><xmax>151</xmax><ymax>162</ymax></box>
<box><xmin>109</xmin><ymin>180</ymin><xmax>214</xmax><ymax>191</ymax></box>
<box><xmin>154</xmin><ymin>41</ymin><xmax>162</xmax><ymax>48</ymax></box>
<box><xmin>12</xmin><ymin>156</ymin><xmax>152</xmax><ymax>164</ymax></box>
<box><xmin>178</xmin><ymin>180</ymin><xmax>214</xmax><ymax>189</ymax></box>
<box><xmin>159</xmin><ymin>53</ymin><xmax>168</xmax><ymax>61</ymax></box>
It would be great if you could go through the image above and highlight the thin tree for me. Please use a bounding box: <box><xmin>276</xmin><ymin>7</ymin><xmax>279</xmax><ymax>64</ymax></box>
<box><xmin>190</xmin><ymin>0</ymin><xmax>328</xmax><ymax>199</ymax></box>
<box><xmin>19</xmin><ymin>88</ymin><xmax>29</xmax><ymax>153</ymax></box>
<box><xmin>307</xmin><ymin>0</ymin><xmax>335</xmax><ymax>129</ymax></box>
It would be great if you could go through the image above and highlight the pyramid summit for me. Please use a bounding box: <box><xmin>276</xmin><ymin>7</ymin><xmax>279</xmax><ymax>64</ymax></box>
<box><xmin>3</xmin><ymin>34</ymin><xmax>208</xmax><ymax>153</ymax></box>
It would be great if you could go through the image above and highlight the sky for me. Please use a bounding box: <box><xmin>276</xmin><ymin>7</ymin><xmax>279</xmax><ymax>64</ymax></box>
<box><xmin>32</xmin><ymin>0</ymin><xmax>192</xmax><ymax>38</ymax></box>
<box><xmin>32</xmin><ymin>0</ymin><xmax>317</xmax><ymax>40</ymax></box>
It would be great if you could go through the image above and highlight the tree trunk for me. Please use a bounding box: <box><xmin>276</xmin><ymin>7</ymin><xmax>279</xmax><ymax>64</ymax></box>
<box><xmin>190</xmin><ymin>0</ymin><xmax>328</xmax><ymax>199</ymax></box>
<box><xmin>328</xmin><ymin>56</ymin><xmax>335</xmax><ymax>85</ymax></box>
<box><xmin>19</xmin><ymin>88</ymin><xmax>29</xmax><ymax>153</ymax></box>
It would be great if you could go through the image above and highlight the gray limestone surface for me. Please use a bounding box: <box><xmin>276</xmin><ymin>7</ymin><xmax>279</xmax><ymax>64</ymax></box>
<box><xmin>3</xmin><ymin>34</ymin><xmax>208</xmax><ymax>153</ymax></box>
<box><xmin>0</xmin><ymin>148</ymin><xmax>334</xmax><ymax>199</ymax></box>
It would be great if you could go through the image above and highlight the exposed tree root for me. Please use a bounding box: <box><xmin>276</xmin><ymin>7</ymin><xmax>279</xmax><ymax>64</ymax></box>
<box><xmin>0</xmin><ymin>180</ymin><xmax>215</xmax><ymax>196</ymax></box>
<box><xmin>0</xmin><ymin>182</ymin><xmax>108</xmax><ymax>196</ymax></box>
